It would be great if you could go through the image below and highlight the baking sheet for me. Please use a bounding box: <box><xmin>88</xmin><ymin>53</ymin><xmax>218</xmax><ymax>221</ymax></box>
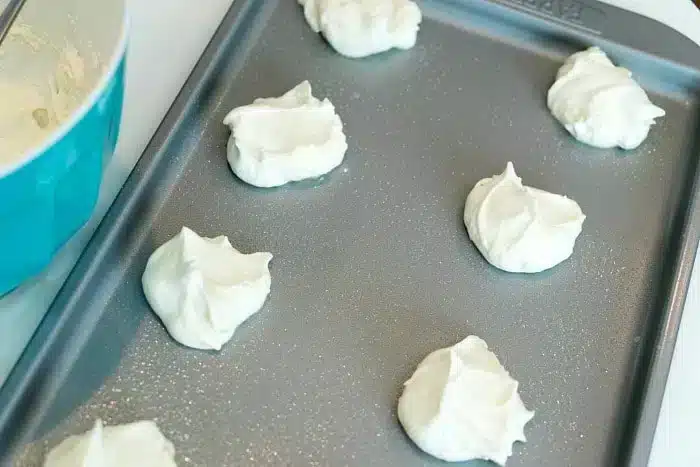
<box><xmin>3</xmin><ymin>0</ymin><xmax>700</xmax><ymax>465</ymax></box>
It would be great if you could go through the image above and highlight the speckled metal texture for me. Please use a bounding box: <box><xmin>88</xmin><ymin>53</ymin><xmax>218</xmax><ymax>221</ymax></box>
<box><xmin>4</xmin><ymin>0</ymin><xmax>700</xmax><ymax>466</ymax></box>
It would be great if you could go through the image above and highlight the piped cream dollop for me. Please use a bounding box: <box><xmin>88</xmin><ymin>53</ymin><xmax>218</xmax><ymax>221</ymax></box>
<box><xmin>142</xmin><ymin>226</ymin><xmax>272</xmax><ymax>350</ymax></box>
<box><xmin>547</xmin><ymin>46</ymin><xmax>665</xmax><ymax>149</ymax></box>
<box><xmin>398</xmin><ymin>336</ymin><xmax>534</xmax><ymax>465</ymax></box>
<box><xmin>44</xmin><ymin>419</ymin><xmax>176</xmax><ymax>467</ymax></box>
<box><xmin>298</xmin><ymin>0</ymin><xmax>422</xmax><ymax>58</ymax></box>
<box><xmin>223</xmin><ymin>81</ymin><xmax>347</xmax><ymax>188</ymax></box>
<box><xmin>464</xmin><ymin>162</ymin><xmax>585</xmax><ymax>273</ymax></box>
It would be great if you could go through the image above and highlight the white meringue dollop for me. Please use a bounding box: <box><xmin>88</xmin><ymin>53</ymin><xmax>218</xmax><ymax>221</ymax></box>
<box><xmin>298</xmin><ymin>0</ymin><xmax>422</xmax><ymax>58</ymax></box>
<box><xmin>142</xmin><ymin>226</ymin><xmax>272</xmax><ymax>350</ymax></box>
<box><xmin>44</xmin><ymin>419</ymin><xmax>177</xmax><ymax>467</ymax></box>
<box><xmin>464</xmin><ymin>162</ymin><xmax>585</xmax><ymax>273</ymax></box>
<box><xmin>397</xmin><ymin>336</ymin><xmax>534</xmax><ymax>465</ymax></box>
<box><xmin>223</xmin><ymin>80</ymin><xmax>347</xmax><ymax>188</ymax></box>
<box><xmin>547</xmin><ymin>46</ymin><xmax>665</xmax><ymax>149</ymax></box>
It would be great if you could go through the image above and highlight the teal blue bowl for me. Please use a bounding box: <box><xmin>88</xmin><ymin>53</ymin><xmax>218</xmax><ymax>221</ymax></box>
<box><xmin>0</xmin><ymin>0</ymin><xmax>128</xmax><ymax>295</ymax></box>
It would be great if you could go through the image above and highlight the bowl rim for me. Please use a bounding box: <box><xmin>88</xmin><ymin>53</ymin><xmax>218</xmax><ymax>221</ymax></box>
<box><xmin>0</xmin><ymin>4</ymin><xmax>130</xmax><ymax>179</ymax></box>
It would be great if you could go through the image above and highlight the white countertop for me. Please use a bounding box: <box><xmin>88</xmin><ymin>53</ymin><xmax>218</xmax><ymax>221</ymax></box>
<box><xmin>1</xmin><ymin>0</ymin><xmax>698</xmax><ymax>464</ymax></box>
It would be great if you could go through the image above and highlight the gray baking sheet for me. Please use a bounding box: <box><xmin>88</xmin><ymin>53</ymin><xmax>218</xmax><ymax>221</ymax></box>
<box><xmin>4</xmin><ymin>0</ymin><xmax>700</xmax><ymax>466</ymax></box>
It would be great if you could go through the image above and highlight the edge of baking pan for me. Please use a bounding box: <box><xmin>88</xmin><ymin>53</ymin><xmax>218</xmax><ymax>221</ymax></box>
<box><xmin>0</xmin><ymin>0</ymin><xmax>268</xmax><ymax>460</ymax></box>
<box><xmin>0</xmin><ymin>0</ymin><xmax>699</xmax><ymax>465</ymax></box>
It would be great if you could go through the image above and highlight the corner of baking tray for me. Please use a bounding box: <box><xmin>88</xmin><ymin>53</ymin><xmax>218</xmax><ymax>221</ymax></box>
<box><xmin>480</xmin><ymin>0</ymin><xmax>700</xmax><ymax>72</ymax></box>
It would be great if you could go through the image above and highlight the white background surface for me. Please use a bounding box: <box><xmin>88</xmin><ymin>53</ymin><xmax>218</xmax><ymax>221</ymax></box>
<box><xmin>0</xmin><ymin>0</ymin><xmax>698</xmax><ymax>465</ymax></box>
